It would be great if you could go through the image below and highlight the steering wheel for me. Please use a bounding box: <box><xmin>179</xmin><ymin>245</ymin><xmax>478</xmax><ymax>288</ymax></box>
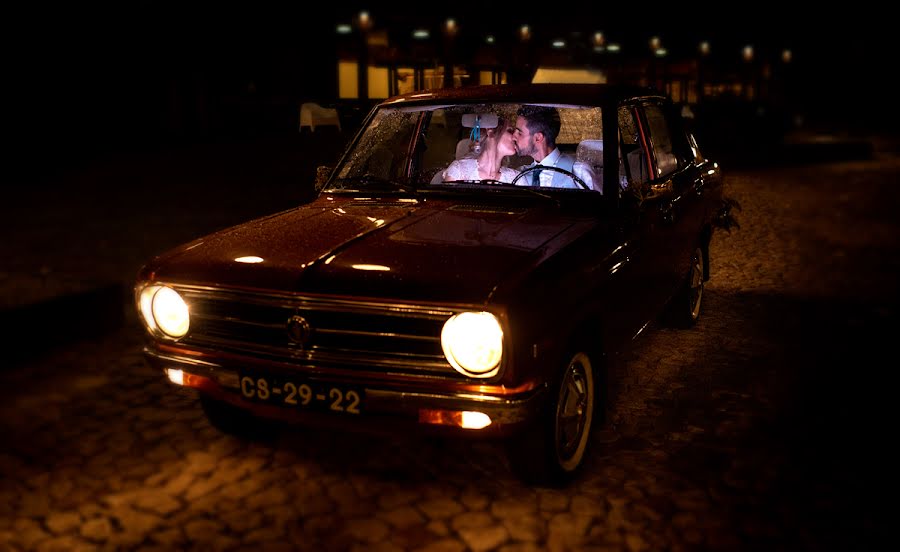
<box><xmin>511</xmin><ymin>165</ymin><xmax>590</xmax><ymax>190</ymax></box>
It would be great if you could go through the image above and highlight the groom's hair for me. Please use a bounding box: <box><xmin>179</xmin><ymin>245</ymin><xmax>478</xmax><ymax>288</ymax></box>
<box><xmin>517</xmin><ymin>106</ymin><xmax>561</xmax><ymax>148</ymax></box>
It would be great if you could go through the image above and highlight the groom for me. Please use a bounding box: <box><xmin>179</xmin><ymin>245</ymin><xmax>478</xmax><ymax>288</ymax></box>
<box><xmin>513</xmin><ymin>105</ymin><xmax>594</xmax><ymax>189</ymax></box>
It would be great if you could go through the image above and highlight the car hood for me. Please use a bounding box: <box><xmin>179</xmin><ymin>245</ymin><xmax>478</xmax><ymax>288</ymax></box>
<box><xmin>146</xmin><ymin>195</ymin><xmax>585</xmax><ymax>304</ymax></box>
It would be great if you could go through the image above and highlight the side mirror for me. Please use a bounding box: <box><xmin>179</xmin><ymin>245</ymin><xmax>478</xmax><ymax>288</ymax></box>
<box><xmin>314</xmin><ymin>165</ymin><xmax>333</xmax><ymax>192</ymax></box>
<box><xmin>644</xmin><ymin>179</ymin><xmax>673</xmax><ymax>200</ymax></box>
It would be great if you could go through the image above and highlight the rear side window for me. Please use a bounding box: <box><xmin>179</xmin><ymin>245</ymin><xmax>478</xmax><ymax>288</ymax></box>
<box><xmin>618</xmin><ymin>105</ymin><xmax>651</xmax><ymax>186</ymax></box>
<box><xmin>643</xmin><ymin>104</ymin><xmax>679</xmax><ymax>178</ymax></box>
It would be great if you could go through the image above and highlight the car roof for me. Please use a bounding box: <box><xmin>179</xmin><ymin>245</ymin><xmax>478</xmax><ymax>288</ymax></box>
<box><xmin>378</xmin><ymin>83</ymin><xmax>666</xmax><ymax>108</ymax></box>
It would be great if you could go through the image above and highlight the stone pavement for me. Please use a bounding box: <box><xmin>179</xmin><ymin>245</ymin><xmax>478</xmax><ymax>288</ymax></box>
<box><xmin>1</xmin><ymin>133</ymin><xmax>895</xmax><ymax>551</ymax></box>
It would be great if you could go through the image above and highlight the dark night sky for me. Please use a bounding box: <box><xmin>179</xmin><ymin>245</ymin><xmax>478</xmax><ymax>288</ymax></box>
<box><xmin>8</xmin><ymin>1</ymin><xmax>891</xmax><ymax>168</ymax></box>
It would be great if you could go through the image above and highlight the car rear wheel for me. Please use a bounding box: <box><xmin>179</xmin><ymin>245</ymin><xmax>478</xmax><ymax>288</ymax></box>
<box><xmin>666</xmin><ymin>245</ymin><xmax>705</xmax><ymax>328</ymax></box>
<box><xmin>507</xmin><ymin>350</ymin><xmax>597</xmax><ymax>485</ymax></box>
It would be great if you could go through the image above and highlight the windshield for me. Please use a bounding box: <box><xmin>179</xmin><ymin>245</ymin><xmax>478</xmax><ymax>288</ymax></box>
<box><xmin>328</xmin><ymin>102</ymin><xmax>606</xmax><ymax>193</ymax></box>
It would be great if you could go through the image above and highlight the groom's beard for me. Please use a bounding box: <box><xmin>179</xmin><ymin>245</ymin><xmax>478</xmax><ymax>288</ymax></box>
<box><xmin>516</xmin><ymin>140</ymin><xmax>536</xmax><ymax>158</ymax></box>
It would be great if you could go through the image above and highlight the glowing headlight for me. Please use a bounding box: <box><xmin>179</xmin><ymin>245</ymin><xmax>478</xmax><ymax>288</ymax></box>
<box><xmin>138</xmin><ymin>285</ymin><xmax>190</xmax><ymax>338</ymax></box>
<box><xmin>441</xmin><ymin>312</ymin><xmax>503</xmax><ymax>378</ymax></box>
<box><xmin>138</xmin><ymin>285</ymin><xmax>161</xmax><ymax>332</ymax></box>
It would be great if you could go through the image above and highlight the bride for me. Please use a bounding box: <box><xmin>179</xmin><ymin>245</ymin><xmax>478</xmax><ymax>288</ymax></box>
<box><xmin>442</xmin><ymin>118</ymin><xmax>518</xmax><ymax>183</ymax></box>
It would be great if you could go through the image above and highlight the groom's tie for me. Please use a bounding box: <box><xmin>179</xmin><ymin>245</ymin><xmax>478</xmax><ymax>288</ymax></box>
<box><xmin>532</xmin><ymin>165</ymin><xmax>544</xmax><ymax>186</ymax></box>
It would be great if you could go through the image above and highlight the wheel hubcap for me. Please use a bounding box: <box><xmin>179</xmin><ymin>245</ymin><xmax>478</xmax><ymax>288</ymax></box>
<box><xmin>556</xmin><ymin>353</ymin><xmax>594</xmax><ymax>471</ymax></box>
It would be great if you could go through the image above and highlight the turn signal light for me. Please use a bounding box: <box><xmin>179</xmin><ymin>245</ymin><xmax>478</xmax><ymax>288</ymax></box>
<box><xmin>419</xmin><ymin>409</ymin><xmax>492</xmax><ymax>430</ymax></box>
<box><xmin>164</xmin><ymin>369</ymin><xmax>210</xmax><ymax>390</ymax></box>
<box><xmin>166</xmin><ymin>369</ymin><xmax>184</xmax><ymax>385</ymax></box>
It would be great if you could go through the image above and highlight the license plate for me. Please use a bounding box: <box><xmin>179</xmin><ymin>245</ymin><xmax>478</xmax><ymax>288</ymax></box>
<box><xmin>237</xmin><ymin>371</ymin><xmax>363</xmax><ymax>415</ymax></box>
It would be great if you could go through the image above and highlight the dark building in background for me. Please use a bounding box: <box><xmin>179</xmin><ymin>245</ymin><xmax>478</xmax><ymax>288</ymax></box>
<box><xmin>320</xmin><ymin>9</ymin><xmax>810</xmax><ymax>159</ymax></box>
<box><xmin>9</xmin><ymin>1</ymin><xmax>889</xmax><ymax>179</ymax></box>
<box><xmin>322</xmin><ymin>6</ymin><xmax>890</xmax><ymax>140</ymax></box>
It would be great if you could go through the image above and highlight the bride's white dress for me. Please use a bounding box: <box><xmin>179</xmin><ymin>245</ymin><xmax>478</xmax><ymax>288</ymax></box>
<box><xmin>442</xmin><ymin>158</ymin><xmax>517</xmax><ymax>183</ymax></box>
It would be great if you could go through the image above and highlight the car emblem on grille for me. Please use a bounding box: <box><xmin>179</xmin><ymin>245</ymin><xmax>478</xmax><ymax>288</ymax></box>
<box><xmin>286</xmin><ymin>315</ymin><xmax>312</xmax><ymax>346</ymax></box>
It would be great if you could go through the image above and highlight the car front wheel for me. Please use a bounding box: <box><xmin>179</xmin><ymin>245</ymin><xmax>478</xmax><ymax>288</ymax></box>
<box><xmin>507</xmin><ymin>350</ymin><xmax>597</xmax><ymax>485</ymax></box>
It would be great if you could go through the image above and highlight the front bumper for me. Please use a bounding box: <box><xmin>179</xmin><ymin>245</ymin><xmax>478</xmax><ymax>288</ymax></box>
<box><xmin>144</xmin><ymin>346</ymin><xmax>547</xmax><ymax>438</ymax></box>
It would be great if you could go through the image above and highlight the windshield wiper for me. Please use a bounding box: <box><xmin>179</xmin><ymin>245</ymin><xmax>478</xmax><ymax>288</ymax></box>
<box><xmin>435</xmin><ymin>179</ymin><xmax>506</xmax><ymax>186</ymax></box>
<box><xmin>486</xmin><ymin>182</ymin><xmax>561</xmax><ymax>206</ymax></box>
<box><xmin>331</xmin><ymin>176</ymin><xmax>418</xmax><ymax>194</ymax></box>
<box><xmin>512</xmin><ymin>187</ymin><xmax>560</xmax><ymax>206</ymax></box>
<box><xmin>427</xmin><ymin>180</ymin><xmax>560</xmax><ymax>206</ymax></box>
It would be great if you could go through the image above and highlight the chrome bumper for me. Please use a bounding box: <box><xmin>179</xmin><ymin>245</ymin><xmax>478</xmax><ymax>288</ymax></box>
<box><xmin>144</xmin><ymin>347</ymin><xmax>547</xmax><ymax>432</ymax></box>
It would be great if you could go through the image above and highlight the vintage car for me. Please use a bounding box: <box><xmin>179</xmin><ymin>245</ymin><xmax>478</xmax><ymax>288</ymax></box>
<box><xmin>136</xmin><ymin>84</ymin><xmax>724</xmax><ymax>483</ymax></box>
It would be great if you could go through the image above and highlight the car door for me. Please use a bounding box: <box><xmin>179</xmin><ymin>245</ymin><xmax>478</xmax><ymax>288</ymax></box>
<box><xmin>598</xmin><ymin>102</ymin><xmax>673</xmax><ymax>345</ymax></box>
<box><xmin>634</xmin><ymin>100</ymin><xmax>704</xmax><ymax>301</ymax></box>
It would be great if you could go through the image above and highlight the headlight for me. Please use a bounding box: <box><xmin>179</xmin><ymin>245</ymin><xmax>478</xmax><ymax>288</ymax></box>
<box><xmin>138</xmin><ymin>285</ymin><xmax>190</xmax><ymax>339</ymax></box>
<box><xmin>441</xmin><ymin>312</ymin><xmax>503</xmax><ymax>378</ymax></box>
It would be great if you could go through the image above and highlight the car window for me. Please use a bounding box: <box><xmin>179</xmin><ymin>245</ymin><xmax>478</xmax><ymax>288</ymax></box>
<box><xmin>419</xmin><ymin>104</ymin><xmax>525</xmax><ymax>183</ymax></box>
<box><xmin>665</xmin><ymin>104</ymin><xmax>700</xmax><ymax>167</ymax></box>
<box><xmin>642</xmin><ymin>104</ymin><xmax>679</xmax><ymax>178</ymax></box>
<box><xmin>618</xmin><ymin>105</ymin><xmax>652</xmax><ymax>187</ymax></box>
<box><xmin>679</xmin><ymin>111</ymin><xmax>705</xmax><ymax>164</ymax></box>
<box><xmin>330</xmin><ymin>103</ymin><xmax>605</xmax><ymax>191</ymax></box>
<box><xmin>557</xmin><ymin>109</ymin><xmax>602</xmax><ymax>145</ymax></box>
<box><xmin>335</xmin><ymin>109</ymin><xmax>419</xmax><ymax>182</ymax></box>
<box><xmin>421</xmin><ymin>108</ymin><xmax>463</xmax><ymax>169</ymax></box>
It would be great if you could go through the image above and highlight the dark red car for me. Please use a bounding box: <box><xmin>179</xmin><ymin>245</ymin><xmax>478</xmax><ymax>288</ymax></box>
<box><xmin>136</xmin><ymin>84</ymin><xmax>725</xmax><ymax>483</ymax></box>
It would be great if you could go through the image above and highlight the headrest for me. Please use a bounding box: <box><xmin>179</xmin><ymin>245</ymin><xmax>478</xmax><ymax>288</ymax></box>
<box><xmin>576</xmin><ymin>139</ymin><xmax>604</xmax><ymax>165</ymax></box>
<box><xmin>456</xmin><ymin>138</ymin><xmax>476</xmax><ymax>159</ymax></box>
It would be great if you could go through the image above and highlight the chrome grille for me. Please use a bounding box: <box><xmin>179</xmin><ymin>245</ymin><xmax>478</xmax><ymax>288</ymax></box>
<box><xmin>174</xmin><ymin>284</ymin><xmax>463</xmax><ymax>377</ymax></box>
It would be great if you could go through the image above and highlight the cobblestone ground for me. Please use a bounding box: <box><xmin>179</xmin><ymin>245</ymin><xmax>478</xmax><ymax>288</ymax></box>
<box><xmin>1</xmin><ymin>150</ymin><xmax>896</xmax><ymax>551</ymax></box>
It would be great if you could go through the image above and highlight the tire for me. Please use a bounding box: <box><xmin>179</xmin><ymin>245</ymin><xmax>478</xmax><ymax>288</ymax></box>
<box><xmin>666</xmin><ymin>245</ymin><xmax>705</xmax><ymax>328</ymax></box>
<box><xmin>199</xmin><ymin>394</ymin><xmax>274</xmax><ymax>440</ymax></box>
<box><xmin>507</xmin><ymin>350</ymin><xmax>598</xmax><ymax>486</ymax></box>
